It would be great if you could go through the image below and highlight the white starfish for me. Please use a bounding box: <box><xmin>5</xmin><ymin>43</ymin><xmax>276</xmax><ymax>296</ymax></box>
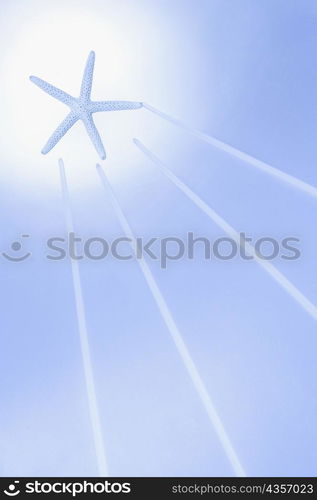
<box><xmin>30</xmin><ymin>51</ymin><xmax>143</xmax><ymax>159</ymax></box>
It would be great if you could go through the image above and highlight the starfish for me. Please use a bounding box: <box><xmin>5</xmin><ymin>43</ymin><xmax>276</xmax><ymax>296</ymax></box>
<box><xmin>30</xmin><ymin>51</ymin><xmax>143</xmax><ymax>159</ymax></box>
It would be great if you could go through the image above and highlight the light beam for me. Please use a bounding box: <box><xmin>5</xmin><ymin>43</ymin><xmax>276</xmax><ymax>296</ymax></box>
<box><xmin>143</xmin><ymin>103</ymin><xmax>317</xmax><ymax>199</ymax></box>
<box><xmin>59</xmin><ymin>159</ymin><xmax>108</xmax><ymax>477</ymax></box>
<box><xmin>96</xmin><ymin>163</ymin><xmax>246</xmax><ymax>477</ymax></box>
<box><xmin>133</xmin><ymin>139</ymin><xmax>317</xmax><ymax>323</ymax></box>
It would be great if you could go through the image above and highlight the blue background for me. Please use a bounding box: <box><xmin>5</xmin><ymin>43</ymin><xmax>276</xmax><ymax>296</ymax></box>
<box><xmin>0</xmin><ymin>0</ymin><xmax>317</xmax><ymax>476</ymax></box>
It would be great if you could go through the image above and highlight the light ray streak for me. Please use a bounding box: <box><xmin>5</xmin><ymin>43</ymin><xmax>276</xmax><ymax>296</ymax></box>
<box><xmin>96</xmin><ymin>163</ymin><xmax>246</xmax><ymax>477</ymax></box>
<box><xmin>143</xmin><ymin>103</ymin><xmax>317</xmax><ymax>198</ymax></box>
<box><xmin>59</xmin><ymin>159</ymin><xmax>108</xmax><ymax>477</ymax></box>
<box><xmin>133</xmin><ymin>139</ymin><xmax>317</xmax><ymax>323</ymax></box>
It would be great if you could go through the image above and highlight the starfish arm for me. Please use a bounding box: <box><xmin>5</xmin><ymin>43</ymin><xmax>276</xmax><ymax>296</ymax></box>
<box><xmin>90</xmin><ymin>100</ymin><xmax>143</xmax><ymax>112</ymax></box>
<box><xmin>80</xmin><ymin>51</ymin><xmax>95</xmax><ymax>101</ymax></box>
<box><xmin>82</xmin><ymin>114</ymin><xmax>106</xmax><ymax>159</ymax></box>
<box><xmin>41</xmin><ymin>112</ymin><xmax>79</xmax><ymax>154</ymax></box>
<box><xmin>30</xmin><ymin>76</ymin><xmax>74</xmax><ymax>106</ymax></box>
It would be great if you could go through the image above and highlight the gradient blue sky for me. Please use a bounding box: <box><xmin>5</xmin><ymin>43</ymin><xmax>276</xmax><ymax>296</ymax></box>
<box><xmin>1</xmin><ymin>0</ymin><xmax>317</xmax><ymax>476</ymax></box>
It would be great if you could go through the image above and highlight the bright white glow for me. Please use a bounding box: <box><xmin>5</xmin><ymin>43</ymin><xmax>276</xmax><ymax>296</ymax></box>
<box><xmin>0</xmin><ymin>1</ymin><xmax>179</xmax><ymax>188</ymax></box>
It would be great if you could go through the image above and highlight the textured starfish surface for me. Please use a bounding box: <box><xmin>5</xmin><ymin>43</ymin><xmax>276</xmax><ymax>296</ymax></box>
<box><xmin>30</xmin><ymin>51</ymin><xmax>143</xmax><ymax>159</ymax></box>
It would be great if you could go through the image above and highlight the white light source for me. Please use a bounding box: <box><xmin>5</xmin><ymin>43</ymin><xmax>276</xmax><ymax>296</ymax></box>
<box><xmin>0</xmin><ymin>1</ymin><xmax>175</xmax><ymax>188</ymax></box>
